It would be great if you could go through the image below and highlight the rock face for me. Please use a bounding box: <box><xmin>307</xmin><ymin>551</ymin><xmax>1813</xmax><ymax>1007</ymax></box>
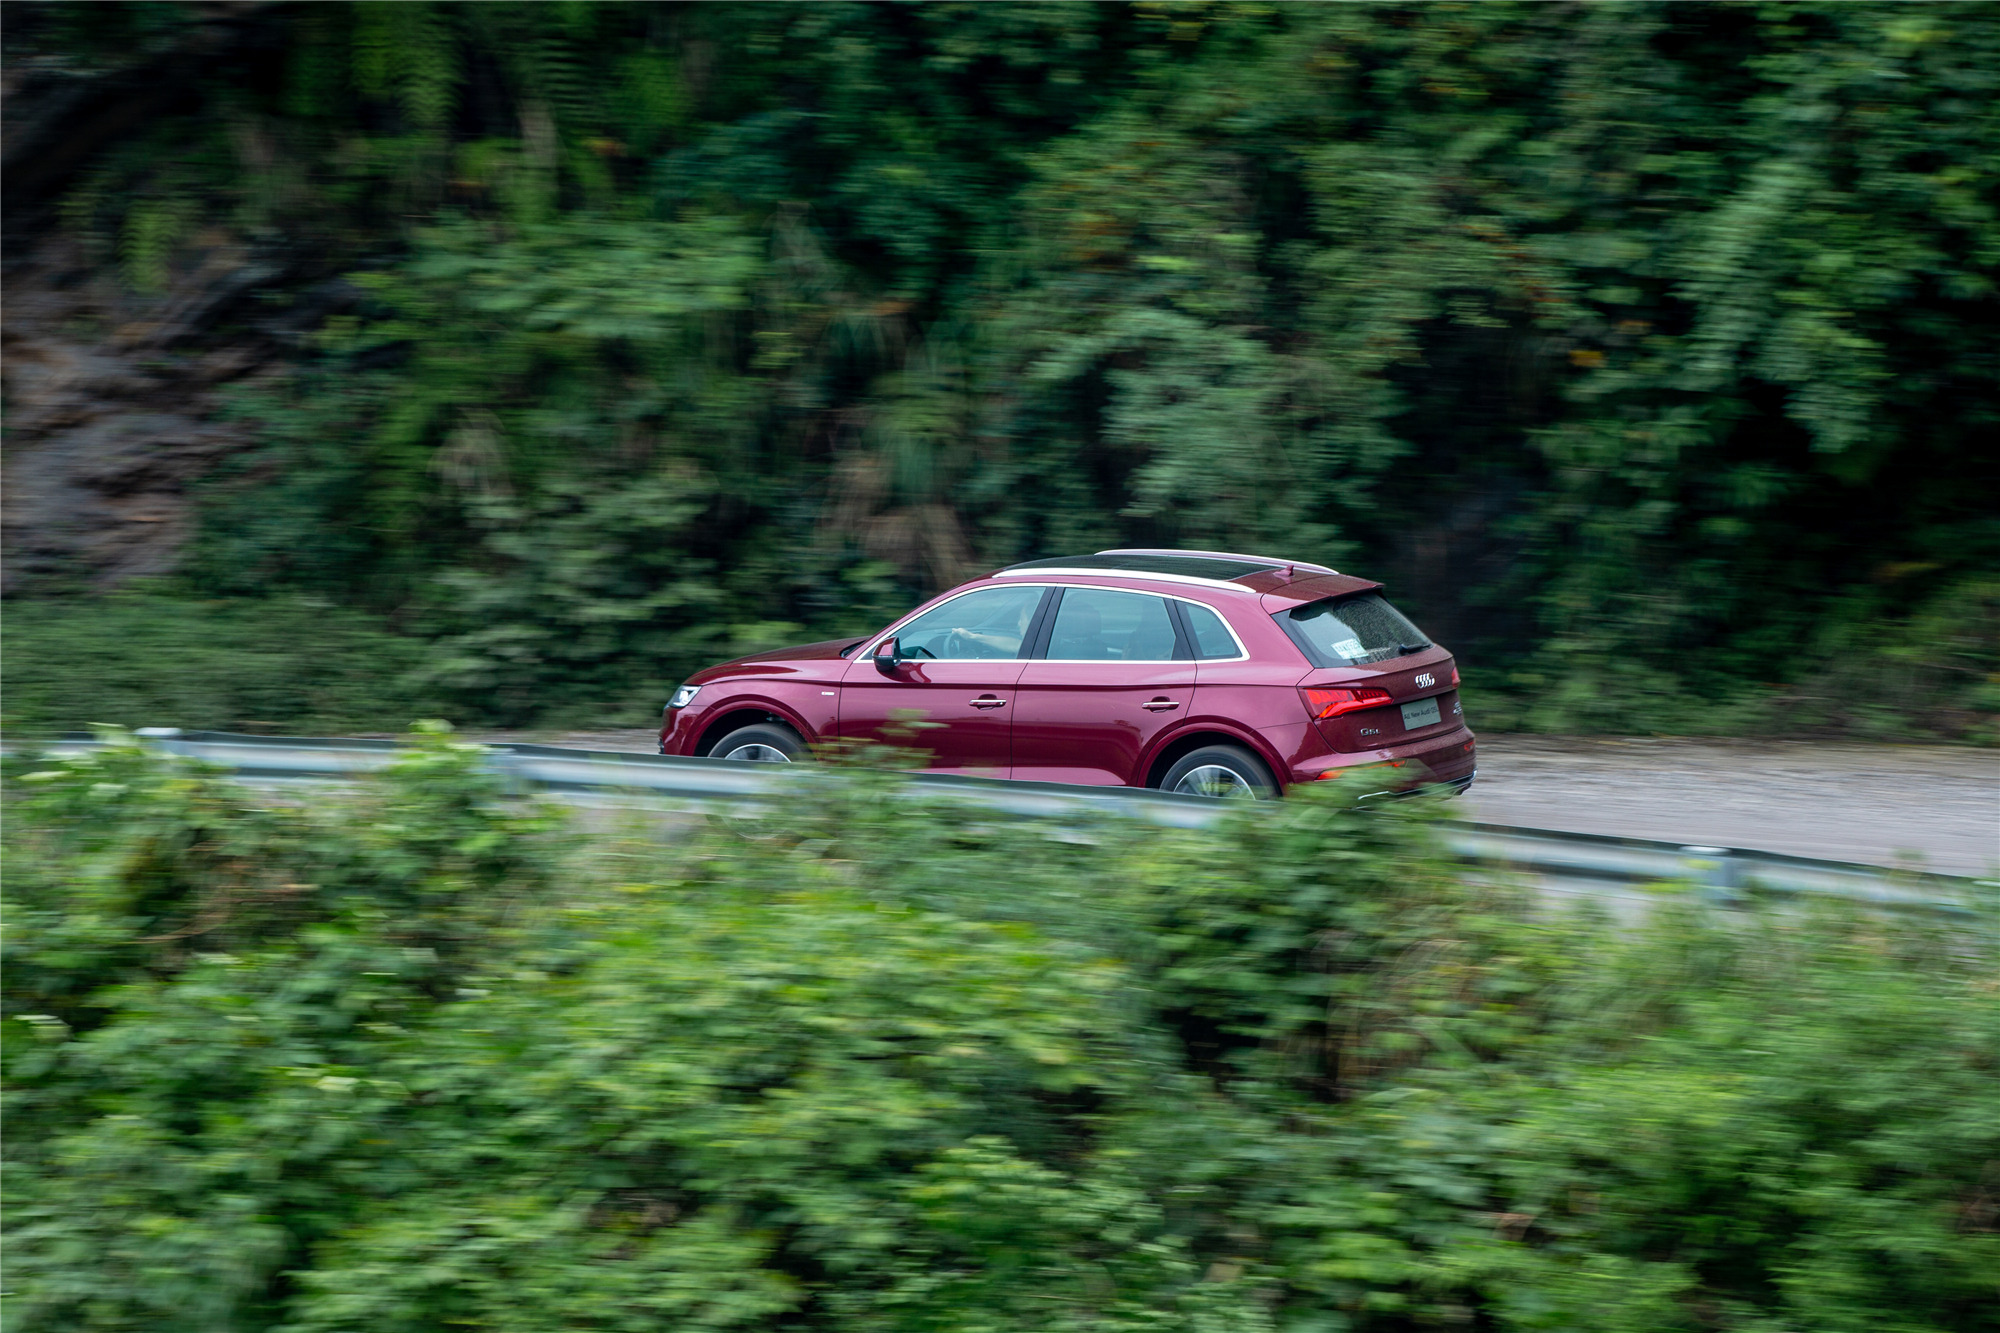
<box><xmin>1</xmin><ymin>238</ymin><xmax>283</xmax><ymax>592</ymax></box>
<box><xmin>2</xmin><ymin>4</ymin><xmax>298</xmax><ymax>593</ymax></box>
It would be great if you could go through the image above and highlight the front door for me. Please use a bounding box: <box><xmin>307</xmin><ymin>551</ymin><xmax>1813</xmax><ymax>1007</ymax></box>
<box><xmin>1011</xmin><ymin>587</ymin><xmax>1197</xmax><ymax>786</ymax></box>
<box><xmin>836</xmin><ymin>584</ymin><xmax>1052</xmax><ymax>778</ymax></box>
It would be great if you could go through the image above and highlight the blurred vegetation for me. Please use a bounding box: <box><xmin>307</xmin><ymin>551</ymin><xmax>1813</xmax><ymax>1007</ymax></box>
<box><xmin>4</xmin><ymin>2</ymin><xmax>1997</xmax><ymax>736</ymax></box>
<box><xmin>5</xmin><ymin>733</ymin><xmax>1998</xmax><ymax>1330</ymax></box>
<box><xmin>1</xmin><ymin>588</ymin><xmax>442</xmax><ymax>735</ymax></box>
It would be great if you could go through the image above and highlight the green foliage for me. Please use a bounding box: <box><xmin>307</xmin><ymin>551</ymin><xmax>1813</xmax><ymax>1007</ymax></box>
<box><xmin>190</xmin><ymin>214</ymin><xmax>886</xmax><ymax>721</ymax></box>
<box><xmin>2</xmin><ymin>729</ymin><xmax>565</xmax><ymax>1331</ymax></box>
<box><xmin>1481</xmin><ymin>923</ymin><xmax>2000</xmax><ymax>1331</ymax></box>
<box><xmin>6</xmin><ymin>739</ymin><xmax>1997</xmax><ymax>1330</ymax></box>
<box><xmin>0</xmin><ymin>589</ymin><xmax>439</xmax><ymax>735</ymax></box>
<box><xmin>15</xmin><ymin>0</ymin><xmax>2000</xmax><ymax>734</ymax></box>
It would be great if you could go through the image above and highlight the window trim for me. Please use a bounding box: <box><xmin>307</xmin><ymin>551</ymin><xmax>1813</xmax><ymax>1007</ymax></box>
<box><xmin>868</xmin><ymin>583</ymin><xmax>1252</xmax><ymax>665</ymax></box>
<box><xmin>1161</xmin><ymin>594</ymin><xmax>1248</xmax><ymax>662</ymax></box>
<box><xmin>1031</xmin><ymin>586</ymin><xmax>1191</xmax><ymax>664</ymax></box>
<box><xmin>866</xmin><ymin>583</ymin><xmax>1058</xmax><ymax>662</ymax></box>
<box><xmin>1024</xmin><ymin>587</ymin><xmax>1062</xmax><ymax>661</ymax></box>
<box><xmin>1165</xmin><ymin>597</ymin><xmax>1250</xmax><ymax>663</ymax></box>
<box><xmin>1028</xmin><ymin>585</ymin><xmax>1250</xmax><ymax>665</ymax></box>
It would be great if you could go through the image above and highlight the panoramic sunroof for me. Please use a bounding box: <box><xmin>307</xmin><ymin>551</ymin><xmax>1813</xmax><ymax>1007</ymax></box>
<box><xmin>1002</xmin><ymin>553</ymin><xmax>1283</xmax><ymax>581</ymax></box>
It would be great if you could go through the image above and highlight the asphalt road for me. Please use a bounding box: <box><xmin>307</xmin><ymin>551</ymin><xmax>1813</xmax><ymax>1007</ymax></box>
<box><xmin>474</xmin><ymin>729</ymin><xmax>1999</xmax><ymax>879</ymax></box>
<box><xmin>1461</xmin><ymin>735</ymin><xmax>1997</xmax><ymax>879</ymax></box>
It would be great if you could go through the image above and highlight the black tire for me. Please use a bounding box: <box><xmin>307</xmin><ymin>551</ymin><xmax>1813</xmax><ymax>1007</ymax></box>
<box><xmin>1159</xmin><ymin>744</ymin><xmax>1279</xmax><ymax>799</ymax></box>
<box><xmin>709</xmin><ymin>722</ymin><xmax>807</xmax><ymax>763</ymax></box>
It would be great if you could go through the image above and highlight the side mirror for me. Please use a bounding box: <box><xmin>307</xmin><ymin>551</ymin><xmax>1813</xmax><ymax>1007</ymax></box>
<box><xmin>873</xmin><ymin>636</ymin><xmax>904</xmax><ymax>676</ymax></box>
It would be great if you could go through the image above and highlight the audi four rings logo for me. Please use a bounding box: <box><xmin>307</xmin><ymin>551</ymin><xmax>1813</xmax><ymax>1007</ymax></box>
<box><xmin>1414</xmin><ymin>673</ymin><xmax>1434</xmax><ymax>688</ymax></box>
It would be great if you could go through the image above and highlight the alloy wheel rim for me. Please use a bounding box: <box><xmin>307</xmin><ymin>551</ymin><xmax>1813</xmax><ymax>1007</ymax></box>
<box><xmin>1174</xmin><ymin>764</ymin><xmax>1256</xmax><ymax>798</ymax></box>
<box><xmin>724</xmin><ymin>743</ymin><xmax>793</xmax><ymax>763</ymax></box>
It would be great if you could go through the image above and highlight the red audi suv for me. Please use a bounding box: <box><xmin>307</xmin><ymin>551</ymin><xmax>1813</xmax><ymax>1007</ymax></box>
<box><xmin>658</xmin><ymin>550</ymin><xmax>1475</xmax><ymax>798</ymax></box>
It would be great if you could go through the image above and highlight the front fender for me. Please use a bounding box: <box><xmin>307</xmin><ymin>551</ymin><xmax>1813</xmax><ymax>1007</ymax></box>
<box><xmin>682</xmin><ymin>684</ymin><xmax>830</xmax><ymax>755</ymax></box>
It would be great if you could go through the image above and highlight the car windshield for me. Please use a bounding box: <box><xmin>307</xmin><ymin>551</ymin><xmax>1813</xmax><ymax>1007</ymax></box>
<box><xmin>894</xmin><ymin>585</ymin><xmax>1046</xmax><ymax>660</ymax></box>
<box><xmin>1282</xmin><ymin>593</ymin><xmax>1431</xmax><ymax>667</ymax></box>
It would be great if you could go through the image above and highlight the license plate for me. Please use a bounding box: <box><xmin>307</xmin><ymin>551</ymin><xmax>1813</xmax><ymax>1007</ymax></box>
<box><xmin>1401</xmin><ymin>697</ymin><xmax>1441</xmax><ymax>730</ymax></box>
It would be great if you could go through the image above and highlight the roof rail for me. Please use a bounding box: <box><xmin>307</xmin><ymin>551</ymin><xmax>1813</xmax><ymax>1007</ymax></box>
<box><xmin>1096</xmin><ymin>548</ymin><xmax>1339</xmax><ymax>575</ymax></box>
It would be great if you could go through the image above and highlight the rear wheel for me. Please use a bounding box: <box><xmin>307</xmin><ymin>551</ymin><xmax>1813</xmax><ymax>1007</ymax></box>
<box><xmin>709</xmin><ymin>722</ymin><xmax>806</xmax><ymax>763</ymax></box>
<box><xmin>1160</xmin><ymin>744</ymin><xmax>1278</xmax><ymax>799</ymax></box>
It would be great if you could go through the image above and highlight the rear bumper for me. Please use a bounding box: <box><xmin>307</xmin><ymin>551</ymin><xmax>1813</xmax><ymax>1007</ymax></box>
<box><xmin>1365</xmin><ymin>769</ymin><xmax>1475</xmax><ymax>800</ymax></box>
<box><xmin>1286</xmin><ymin>725</ymin><xmax>1477</xmax><ymax>794</ymax></box>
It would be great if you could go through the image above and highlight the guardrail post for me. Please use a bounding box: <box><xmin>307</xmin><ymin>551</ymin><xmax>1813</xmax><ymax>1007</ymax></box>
<box><xmin>1680</xmin><ymin>845</ymin><xmax>1745</xmax><ymax>907</ymax></box>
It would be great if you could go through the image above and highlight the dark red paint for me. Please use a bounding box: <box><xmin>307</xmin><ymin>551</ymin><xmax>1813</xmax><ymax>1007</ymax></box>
<box><xmin>836</xmin><ymin>656</ymin><xmax>1024</xmax><ymax>775</ymax></box>
<box><xmin>658</xmin><ymin>557</ymin><xmax>1477</xmax><ymax>796</ymax></box>
<box><xmin>1012</xmin><ymin>659</ymin><xmax>1198</xmax><ymax>785</ymax></box>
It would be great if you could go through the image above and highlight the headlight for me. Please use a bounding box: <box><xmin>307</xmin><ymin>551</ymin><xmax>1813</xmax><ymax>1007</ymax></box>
<box><xmin>668</xmin><ymin>684</ymin><xmax>702</xmax><ymax>710</ymax></box>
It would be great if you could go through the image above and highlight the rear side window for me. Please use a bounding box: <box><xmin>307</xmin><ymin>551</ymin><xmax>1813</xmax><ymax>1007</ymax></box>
<box><xmin>1044</xmin><ymin>588</ymin><xmax>1180</xmax><ymax>661</ymax></box>
<box><xmin>1178</xmin><ymin>602</ymin><xmax>1241</xmax><ymax>660</ymax></box>
<box><xmin>1281</xmin><ymin>593</ymin><xmax>1431</xmax><ymax>667</ymax></box>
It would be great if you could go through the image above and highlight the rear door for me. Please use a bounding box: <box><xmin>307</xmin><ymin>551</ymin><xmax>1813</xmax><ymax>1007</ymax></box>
<box><xmin>836</xmin><ymin>584</ymin><xmax>1052</xmax><ymax>778</ymax></box>
<box><xmin>1011</xmin><ymin>586</ymin><xmax>1197</xmax><ymax>786</ymax></box>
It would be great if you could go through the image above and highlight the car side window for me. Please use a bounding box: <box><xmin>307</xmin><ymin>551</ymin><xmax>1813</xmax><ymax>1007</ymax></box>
<box><xmin>1178</xmin><ymin>602</ymin><xmax>1240</xmax><ymax>660</ymax></box>
<box><xmin>894</xmin><ymin>585</ymin><xmax>1048</xmax><ymax>660</ymax></box>
<box><xmin>1044</xmin><ymin>588</ymin><xmax>1179</xmax><ymax>661</ymax></box>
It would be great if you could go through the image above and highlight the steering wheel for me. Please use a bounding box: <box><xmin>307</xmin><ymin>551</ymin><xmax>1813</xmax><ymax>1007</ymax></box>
<box><xmin>939</xmin><ymin>630</ymin><xmax>976</xmax><ymax>658</ymax></box>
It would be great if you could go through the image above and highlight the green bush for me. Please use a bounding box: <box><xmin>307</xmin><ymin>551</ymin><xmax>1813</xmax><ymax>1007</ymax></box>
<box><xmin>0</xmin><ymin>590</ymin><xmax>442</xmax><ymax>735</ymax></box>
<box><xmin>4</xmin><ymin>736</ymin><xmax>1996</xmax><ymax>1331</ymax></box>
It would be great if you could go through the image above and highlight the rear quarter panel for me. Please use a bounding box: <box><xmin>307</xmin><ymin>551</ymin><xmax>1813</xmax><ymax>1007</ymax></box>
<box><xmin>1175</xmin><ymin>592</ymin><xmax>1323</xmax><ymax>781</ymax></box>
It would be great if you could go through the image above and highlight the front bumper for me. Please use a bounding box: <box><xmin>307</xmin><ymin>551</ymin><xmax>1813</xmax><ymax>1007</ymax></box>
<box><xmin>659</xmin><ymin>707</ymin><xmax>697</xmax><ymax>755</ymax></box>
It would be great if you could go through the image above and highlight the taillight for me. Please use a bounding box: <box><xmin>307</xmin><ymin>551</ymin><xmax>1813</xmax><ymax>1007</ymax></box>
<box><xmin>1301</xmin><ymin>685</ymin><xmax>1393</xmax><ymax>720</ymax></box>
<box><xmin>1450</xmin><ymin>664</ymin><xmax>1460</xmax><ymax>687</ymax></box>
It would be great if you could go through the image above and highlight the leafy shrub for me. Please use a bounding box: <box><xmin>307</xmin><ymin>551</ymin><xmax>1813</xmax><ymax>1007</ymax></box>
<box><xmin>4</xmin><ymin>737</ymin><xmax>1996</xmax><ymax>1331</ymax></box>
<box><xmin>0</xmin><ymin>590</ymin><xmax>441</xmax><ymax>735</ymax></box>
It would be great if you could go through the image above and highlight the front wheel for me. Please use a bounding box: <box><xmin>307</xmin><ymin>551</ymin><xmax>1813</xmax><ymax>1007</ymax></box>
<box><xmin>709</xmin><ymin>722</ymin><xmax>806</xmax><ymax>763</ymax></box>
<box><xmin>1159</xmin><ymin>744</ymin><xmax>1278</xmax><ymax>799</ymax></box>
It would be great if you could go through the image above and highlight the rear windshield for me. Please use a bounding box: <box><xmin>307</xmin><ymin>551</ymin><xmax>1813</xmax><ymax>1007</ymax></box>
<box><xmin>1280</xmin><ymin>593</ymin><xmax>1431</xmax><ymax>668</ymax></box>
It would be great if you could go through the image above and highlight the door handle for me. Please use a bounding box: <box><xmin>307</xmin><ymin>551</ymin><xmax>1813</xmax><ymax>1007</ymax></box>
<box><xmin>969</xmin><ymin>695</ymin><xmax>1008</xmax><ymax>709</ymax></box>
<box><xmin>1142</xmin><ymin>699</ymin><xmax>1181</xmax><ymax>711</ymax></box>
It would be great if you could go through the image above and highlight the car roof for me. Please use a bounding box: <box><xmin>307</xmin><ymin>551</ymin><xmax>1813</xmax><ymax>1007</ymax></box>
<box><xmin>991</xmin><ymin>549</ymin><xmax>1379</xmax><ymax>605</ymax></box>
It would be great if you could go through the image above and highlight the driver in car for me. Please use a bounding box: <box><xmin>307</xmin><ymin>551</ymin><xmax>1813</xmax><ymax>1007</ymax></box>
<box><xmin>909</xmin><ymin>596</ymin><xmax>1037</xmax><ymax>658</ymax></box>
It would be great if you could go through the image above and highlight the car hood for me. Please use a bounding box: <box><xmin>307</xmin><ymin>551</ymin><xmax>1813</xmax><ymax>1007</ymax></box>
<box><xmin>686</xmin><ymin>637</ymin><xmax>866</xmax><ymax>684</ymax></box>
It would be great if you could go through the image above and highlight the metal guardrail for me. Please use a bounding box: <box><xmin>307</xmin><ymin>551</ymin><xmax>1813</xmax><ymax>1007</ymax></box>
<box><xmin>14</xmin><ymin>729</ymin><xmax>1990</xmax><ymax>916</ymax></box>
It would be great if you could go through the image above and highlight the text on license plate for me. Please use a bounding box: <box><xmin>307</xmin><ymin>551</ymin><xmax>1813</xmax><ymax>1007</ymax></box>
<box><xmin>1400</xmin><ymin>697</ymin><xmax>1442</xmax><ymax>730</ymax></box>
